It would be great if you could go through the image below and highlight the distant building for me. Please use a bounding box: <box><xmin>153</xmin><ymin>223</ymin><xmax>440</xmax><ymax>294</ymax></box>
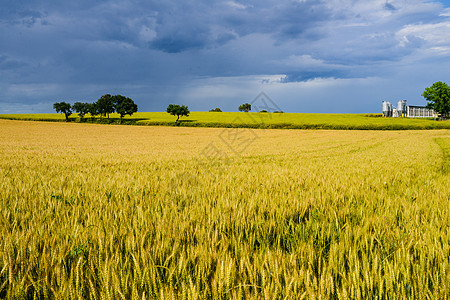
<box><xmin>406</xmin><ymin>105</ymin><xmax>436</xmax><ymax>118</ymax></box>
<box><xmin>392</xmin><ymin>108</ymin><xmax>399</xmax><ymax>118</ymax></box>
<box><xmin>382</xmin><ymin>101</ymin><xmax>393</xmax><ymax>117</ymax></box>
<box><xmin>397</xmin><ymin>100</ymin><xmax>407</xmax><ymax>117</ymax></box>
<box><xmin>382</xmin><ymin>100</ymin><xmax>436</xmax><ymax>118</ymax></box>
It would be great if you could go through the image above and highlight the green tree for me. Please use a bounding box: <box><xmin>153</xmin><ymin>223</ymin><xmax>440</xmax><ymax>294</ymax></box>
<box><xmin>53</xmin><ymin>102</ymin><xmax>72</xmax><ymax>122</ymax></box>
<box><xmin>113</xmin><ymin>95</ymin><xmax>138</xmax><ymax>124</ymax></box>
<box><xmin>209</xmin><ymin>108</ymin><xmax>222</xmax><ymax>112</ymax></box>
<box><xmin>166</xmin><ymin>104</ymin><xmax>190</xmax><ymax>125</ymax></box>
<box><xmin>72</xmin><ymin>102</ymin><xmax>90</xmax><ymax>121</ymax></box>
<box><xmin>87</xmin><ymin>103</ymin><xmax>99</xmax><ymax>120</ymax></box>
<box><xmin>422</xmin><ymin>81</ymin><xmax>450</xmax><ymax>118</ymax></box>
<box><xmin>96</xmin><ymin>94</ymin><xmax>115</xmax><ymax>118</ymax></box>
<box><xmin>239</xmin><ymin>103</ymin><xmax>251</xmax><ymax>112</ymax></box>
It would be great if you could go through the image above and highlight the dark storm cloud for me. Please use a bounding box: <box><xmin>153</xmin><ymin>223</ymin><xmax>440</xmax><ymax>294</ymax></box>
<box><xmin>0</xmin><ymin>0</ymin><xmax>332</xmax><ymax>85</ymax></box>
<box><xmin>1</xmin><ymin>0</ymin><xmax>450</xmax><ymax>113</ymax></box>
<box><xmin>147</xmin><ymin>0</ymin><xmax>331</xmax><ymax>52</ymax></box>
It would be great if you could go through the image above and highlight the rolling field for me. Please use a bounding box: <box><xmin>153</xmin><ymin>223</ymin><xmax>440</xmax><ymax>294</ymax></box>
<box><xmin>1</xmin><ymin>111</ymin><xmax>450</xmax><ymax>130</ymax></box>
<box><xmin>0</xmin><ymin>119</ymin><xmax>449</xmax><ymax>299</ymax></box>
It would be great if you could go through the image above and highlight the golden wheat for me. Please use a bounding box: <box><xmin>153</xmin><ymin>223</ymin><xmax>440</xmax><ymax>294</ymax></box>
<box><xmin>0</xmin><ymin>119</ymin><xmax>449</xmax><ymax>299</ymax></box>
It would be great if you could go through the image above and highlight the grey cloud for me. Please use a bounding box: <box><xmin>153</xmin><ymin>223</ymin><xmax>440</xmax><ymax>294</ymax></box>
<box><xmin>1</xmin><ymin>0</ymin><xmax>449</xmax><ymax>113</ymax></box>
<box><xmin>384</xmin><ymin>2</ymin><xmax>397</xmax><ymax>11</ymax></box>
<box><xmin>282</xmin><ymin>71</ymin><xmax>346</xmax><ymax>82</ymax></box>
<box><xmin>0</xmin><ymin>1</ymin><xmax>331</xmax><ymax>54</ymax></box>
<box><xmin>146</xmin><ymin>0</ymin><xmax>332</xmax><ymax>53</ymax></box>
<box><xmin>0</xmin><ymin>55</ymin><xmax>28</xmax><ymax>70</ymax></box>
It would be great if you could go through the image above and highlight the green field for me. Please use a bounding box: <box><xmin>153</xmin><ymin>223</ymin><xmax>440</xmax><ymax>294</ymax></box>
<box><xmin>1</xmin><ymin>111</ymin><xmax>449</xmax><ymax>130</ymax></box>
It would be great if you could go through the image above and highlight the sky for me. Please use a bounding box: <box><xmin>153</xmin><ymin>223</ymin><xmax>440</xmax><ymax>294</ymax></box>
<box><xmin>1</xmin><ymin>0</ymin><xmax>450</xmax><ymax>113</ymax></box>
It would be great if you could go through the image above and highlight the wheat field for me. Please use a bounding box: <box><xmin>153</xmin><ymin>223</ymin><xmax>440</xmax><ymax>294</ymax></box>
<box><xmin>0</xmin><ymin>119</ymin><xmax>449</xmax><ymax>299</ymax></box>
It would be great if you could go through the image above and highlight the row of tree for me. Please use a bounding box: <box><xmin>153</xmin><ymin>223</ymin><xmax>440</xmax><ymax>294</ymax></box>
<box><xmin>53</xmin><ymin>82</ymin><xmax>448</xmax><ymax>125</ymax></box>
<box><xmin>54</xmin><ymin>94</ymin><xmax>138</xmax><ymax>123</ymax></box>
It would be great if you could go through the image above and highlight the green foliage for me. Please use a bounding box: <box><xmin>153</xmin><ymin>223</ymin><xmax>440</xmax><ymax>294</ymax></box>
<box><xmin>96</xmin><ymin>94</ymin><xmax>115</xmax><ymax>118</ymax></box>
<box><xmin>239</xmin><ymin>103</ymin><xmax>251</xmax><ymax>112</ymax></box>
<box><xmin>422</xmin><ymin>81</ymin><xmax>450</xmax><ymax>118</ymax></box>
<box><xmin>49</xmin><ymin>94</ymin><xmax>138</xmax><ymax>123</ymax></box>
<box><xmin>72</xmin><ymin>102</ymin><xmax>90</xmax><ymax>120</ymax></box>
<box><xmin>53</xmin><ymin>102</ymin><xmax>72</xmax><ymax>121</ymax></box>
<box><xmin>87</xmin><ymin>102</ymin><xmax>99</xmax><ymax>119</ymax></box>
<box><xmin>70</xmin><ymin>241</ymin><xmax>92</xmax><ymax>258</ymax></box>
<box><xmin>112</xmin><ymin>95</ymin><xmax>138</xmax><ymax>123</ymax></box>
<box><xmin>166</xmin><ymin>104</ymin><xmax>190</xmax><ymax>125</ymax></box>
<box><xmin>209</xmin><ymin>108</ymin><xmax>222</xmax><ymax>112</ymax></box>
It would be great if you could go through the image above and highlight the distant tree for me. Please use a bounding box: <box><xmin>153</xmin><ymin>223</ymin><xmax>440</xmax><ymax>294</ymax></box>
<box><xmin>96</xmin><ymin>94</ymin><xmax>115</xmax><ymax>118</ymax></box>
<box><xmin>87</xmin><ymin>102</ymin><xmax>99</xmax><ymax>120</ymax></box>
<box><xmin>209</xmin><ymin>108</ymin><xmax>222</xmax><ymax>112</ymax></box>
<box><xmin>259</xmin><ymin>110</ymin><xmax>268</xmax><ymax>113</ymax></box>
<box><xmin>273</xmin><ymin>111</ymin><xmax>284</xmax><ymax>113</ymax></box>
<box><xmin>422</xmin><ymin>81</ymin><xmax>450</xmax><ymax>118</ymax></box>
<box><xmin>113</xmin><ymin>95</ymin><xmax>138</xmax><ymax>124</ymax></box>
<box><xmin>166</xmin><ymin>104</ymin><xmax>190</xmax><ymax>125</ymax></box>
<box><xmin>239</xmin><ymin>103</ymin><xmax>251</xmax><ymax>112</ymax></box>
<box><xmin>53</xmin><ymin>102</ymin><xmax>72</xmax><ymax>122</ymax></box>
<box><xmin>72</xmin><ymin>102</ymin><xmax>90</xmax><ymax>121</ymax></box>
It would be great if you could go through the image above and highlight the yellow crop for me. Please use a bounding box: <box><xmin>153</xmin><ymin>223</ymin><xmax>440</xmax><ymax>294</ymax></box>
<box><xmin>0</xmin><ymin>120</ymin><xmax>449</xmax><ymax>299</ymax></box>
<box><xmin>1</xmin><ymin>111</ymin><xmax>450</xmax><ymax>130</ymax></box>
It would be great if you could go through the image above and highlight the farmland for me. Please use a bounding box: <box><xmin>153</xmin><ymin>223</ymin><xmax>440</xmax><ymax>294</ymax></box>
<box><xmin>1</xmin><ymin>111</ymin><xmax>450</xmax><ymax>130</ymax></box>
<box><xmin>0</xmin><ymin>119</ymin><xmax>449</xmax><ymax>299</ymax></box>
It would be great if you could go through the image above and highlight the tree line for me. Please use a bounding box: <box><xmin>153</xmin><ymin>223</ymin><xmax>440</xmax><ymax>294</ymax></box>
<box><xmin>53</xmin><ymin>81</ymin><xmax>449</xmax><ymax>125</ymax></box>
<box><xmin>53</xmin><ymin>94</ymin><xmax>138</xmax><ymax>123</ymax></box>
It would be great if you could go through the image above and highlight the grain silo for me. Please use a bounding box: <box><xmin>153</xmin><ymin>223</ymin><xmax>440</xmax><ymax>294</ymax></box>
<box><xmin>397</xmin><ymin>100</ymin><xmax>407</xmax><ymax>117</ymax></box>
<box><xmin>382</xmin><ymin>101</ymin><xmax>392</xmax><ymax>117</ymax></box>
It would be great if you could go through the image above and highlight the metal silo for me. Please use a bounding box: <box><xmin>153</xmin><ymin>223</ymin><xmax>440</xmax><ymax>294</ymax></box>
<box><xmin>382</xmin><ymin>101</ymin><xmax>392</xmax><ymax>117</ymax></box>
<box><xmin>397</xmin><ymin>100</ymin><xmax>407</xmax><ymax>117</ymax></box>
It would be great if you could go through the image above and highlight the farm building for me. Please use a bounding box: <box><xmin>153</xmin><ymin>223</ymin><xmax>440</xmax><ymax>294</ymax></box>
<box><xmin>382</xmin><ymin>100</ymin><xmax>436</xmax><ymax>118</ymax></box>
<box><xmin>406</xmin><ymin>105</ymin><xmax>436</xmax><ymax>118</ymax></box>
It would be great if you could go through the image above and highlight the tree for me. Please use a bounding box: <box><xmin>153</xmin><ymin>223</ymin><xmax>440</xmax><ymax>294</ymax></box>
<box><xmin>422</xmin><ymin>81</ymin><xmax>450</xmax><ymax>118</ymax></box>
<box><xmin>209</xmin><ymin>108</ymin><xmax>222</xmax><ymax>112</ymax></box>
<box><xmin>72</xmin><ymin>102</ymin><xmax>90</xmax><ymax>121</ymax></box>
<box><xmin>53</xmin><ymin>102</ymin><xmax>72</xmax><ymax>122</ymax></box>
<box><xmin>239</xmin><ymin>103</ymin><xmax>251</xmax><ymax>112</ymax></box>
<box><xmin>113</xmin><ymin>95</ymin><xmax>138</xmax><ymax>124</ymax></box>
<box><xmin>166</xmin><ymin>104</ymin><xmax>190</xmax><ymax>125</ymax></box>
<box><xmin>96</xmin><ymin>94</ymin><xmax>115</xmax><ymax>118</ymax></box>
<box><xmin>87</xmin><ymin>103</ymin><xmax>99</xmax><ymax>120</ymax></box>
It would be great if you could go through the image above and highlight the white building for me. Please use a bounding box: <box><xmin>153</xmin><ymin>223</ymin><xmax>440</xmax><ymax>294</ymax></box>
<box><xmin>382</xmin><ymin>100</ymin><xmax>436</xmax><ymax>118</ymax></box>
<box><xmin>406</xmin><ymin>105</ymin><xmax>436</xmax><ymax>118</ymax></box>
